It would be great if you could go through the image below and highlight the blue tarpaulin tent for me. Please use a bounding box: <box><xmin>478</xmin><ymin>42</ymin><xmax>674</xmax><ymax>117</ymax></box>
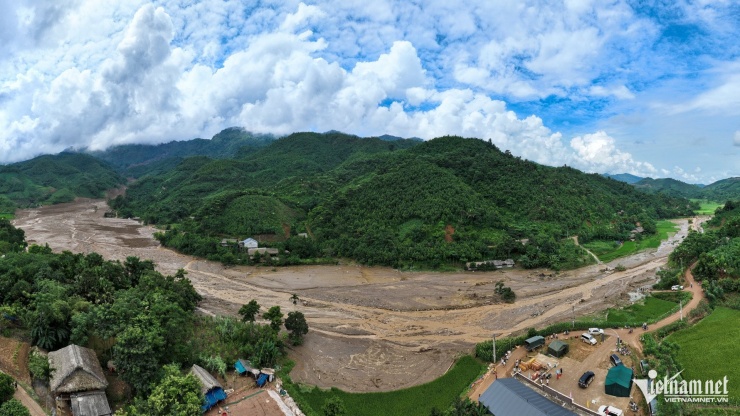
<box><xmin>256</xmin><ymin>373</ymin><xmax>269</xmax><ymax>387</ymax></box>
<box><xmin>235</xmin><ymin>359</ymin><xmax>250</xmax><ymax>375</ymax></box>
<box><xmin>202</xmin><ymin>388</ymin><xmax>227</xmax><ymax>412</ymax></box>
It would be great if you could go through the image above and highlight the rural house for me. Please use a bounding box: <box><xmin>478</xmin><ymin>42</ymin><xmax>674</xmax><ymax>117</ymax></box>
<box><xmin>239</xmin><ymin>238</ymin><xmax>259</xmax><ymax>249</ymax></box>
<box><xmin>190</xmin><ymin>364</ymin><xmax>227</xmax><ymax>412</ymax></box>
<box><xmin>48</xmin><ymin>344</ymin><xmax>112</xmax><ymax>416</ymax></box>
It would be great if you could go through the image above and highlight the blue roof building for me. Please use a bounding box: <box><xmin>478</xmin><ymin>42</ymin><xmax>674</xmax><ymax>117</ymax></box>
<box><xmin>479</xmin><ymin>378</ymin><xmax>577</xmax><ymax>416</ymax></box>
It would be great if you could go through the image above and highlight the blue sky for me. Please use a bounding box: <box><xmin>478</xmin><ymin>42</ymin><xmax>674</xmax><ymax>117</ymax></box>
<box><xmin>0</xmin><ymin>1</ymin><xmax>738</xmax><ymax>183</ymax></box>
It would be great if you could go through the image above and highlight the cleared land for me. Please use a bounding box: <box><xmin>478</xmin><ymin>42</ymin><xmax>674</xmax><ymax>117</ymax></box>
<box><xmin>692</xmin><ymin>200</ymin><xmax>724</xmax><ymax>215</ymax></box>
<box><xmin>666</xmin><ymin>307</ymin><xmax>740</xmax><ymax>401</ymax></box>
<box><xmin>583</xmin><ymin>220</ymin><xmax>678</xmax><ymax>263</ymax></box>
<box><xmin>13</xmin><ymin>199</ymin><xmax>698</xmax><ymax>393</ymax></box>
<box><xmin>291</xmin><ymin>356</ymin><xmax>485</xmax><ymax>416</ymax></box>
<box><xmin>605</xmin><ymin>296</ymin><xmax>678</xmax><ymax>324</ymax></box>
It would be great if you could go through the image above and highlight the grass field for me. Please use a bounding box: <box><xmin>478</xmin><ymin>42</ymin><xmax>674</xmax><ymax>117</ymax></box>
<box><xmin>289</xmin><ymin>355</ymin><xmax>486</xmax><ymax>416</ymax></box>
<box><xmin>691</xmin><ymin>199</ymin><xmax>724</xmax><ymax>215</ymax></box>
<box><xmin>0</xmin><ymin>213</ymin><xmax>13</xmax><ymax>220</ymax></box>
<box><xmin>606</xmin><ymin>296</ymin><xmax>679</xmax><ymax>324</ymax></box>
<box><xmin>666</xmin><ymin>307</ymin><xmax>740</xmax><ymax>400</ymax></box>
<box><xmin>583</xmin><ymin>220</ymin><xmax>678</xmax><ymax>262</ymax></box>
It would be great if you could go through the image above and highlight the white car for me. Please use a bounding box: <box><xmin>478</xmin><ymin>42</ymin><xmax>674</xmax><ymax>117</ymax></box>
<box><xmin>588</xmin><ymin>327</ymin><xmax>604</xmax><ymax>335</ymax></box>
<box><xmin>671</xmin><ymin>285</ymin><xmax>684</xmax><ymax>291</ymax></box>
<box><xmin>597</xmin><ymin>405</ymin><xmax>623</xmax><ymax>416</ymax></box>
<box><xmin>581</xmin><ymin>333</ymin><xmax>597</xmax><ymax>345</ymax></box>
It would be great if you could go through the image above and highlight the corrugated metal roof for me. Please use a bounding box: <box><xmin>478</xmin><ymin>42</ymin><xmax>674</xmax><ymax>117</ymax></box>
<box><xmin>70</xmin><ymin>390</ymin><xmax>112</xmax><ymax>416</ymax></box>
<box><xmin>479</xmin><ymin>378</ymin><xmax>577</xmax><ymax>416</ymax></box>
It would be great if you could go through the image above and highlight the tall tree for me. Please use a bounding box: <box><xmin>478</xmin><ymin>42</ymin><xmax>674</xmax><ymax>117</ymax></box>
<box><xmin>284</xmin><ymin>311</ymin><xmax>309</xmax><ymax>346</ymax></box>
<box><xmin>238</xmin><ymin>300</ymin><xmax>260</xmax><ymax>322</ymax></box>
<box><xmin>262</xmin><ymin>306</ymin><xmax>283</xmax><ymax>332</ymax></box>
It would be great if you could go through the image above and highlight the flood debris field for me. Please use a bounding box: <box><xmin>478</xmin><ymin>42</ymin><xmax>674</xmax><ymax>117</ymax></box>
<box><xmin>13</xmin><ymin>199</ymin><xmax>699</xmax><ymax>393</ymax></box>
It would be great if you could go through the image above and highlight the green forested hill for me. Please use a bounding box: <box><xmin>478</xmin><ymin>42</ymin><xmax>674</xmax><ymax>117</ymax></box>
<box><xmin>604</xmin><ymin>173</ymin><xmax>644</xmax><ymax>184</ymax></box>
<box><xmin>701</xmin><ymin>177</ymin><xmax>740</xmax><ymax>202</ymax></box>
<box><xmin>0</xmin><ymin>152</ymin><xmax>124</xmax><ymax>212</ymax></box>
<box><xmin>89</xmin><ymin>127</ymin><xmax>275</xmax><ymax>178</ymax></box>
<box><xmin>113</xmin><ymin>134</ymin><xmax>694</xmax><ymax>269</ymax></box>
<box><xmin>632</xmin><ymin>177</ymin><xmax>704</xmax><ymax>198</ymax></box>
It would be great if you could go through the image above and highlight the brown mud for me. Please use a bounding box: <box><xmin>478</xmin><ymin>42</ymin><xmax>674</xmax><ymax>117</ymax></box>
<box><xmin>12</xmin><ymin>199</ymin><xmax>705</xmax><ymax>392</ymax></box>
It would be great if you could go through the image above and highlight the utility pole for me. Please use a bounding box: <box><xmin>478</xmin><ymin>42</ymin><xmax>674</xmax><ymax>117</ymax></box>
<box><xmin>493</xmin><ymin>333</ymin><xmax>497</xmax><ymax>365</ymax></box>
<box><xmin>572</xmin><ymin>305</ymin><xmax>575</xmax><ymax>329</ymax></box>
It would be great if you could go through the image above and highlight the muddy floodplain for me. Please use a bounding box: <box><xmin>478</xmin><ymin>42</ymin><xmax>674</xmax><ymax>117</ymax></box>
<box><xmin>12</xmin><ymin>199</ymin><xmax>700</xmax><ymax>392</ymax></box>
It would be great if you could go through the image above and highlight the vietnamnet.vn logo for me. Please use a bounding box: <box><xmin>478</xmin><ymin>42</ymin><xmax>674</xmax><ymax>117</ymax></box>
<box><xmin>634</xmin><ymin>370</ymin><xmax>729</xmax><ymax>403</ymax></box>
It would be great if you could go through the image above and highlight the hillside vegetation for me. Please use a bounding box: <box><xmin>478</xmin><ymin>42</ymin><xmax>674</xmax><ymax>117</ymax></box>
<box><xmin>0</xmin><ymin>152</ymin><xmax>124</xmax><ymax>213</ymax></box>
<box><xmin>112</xmin><ymin>133</ymin><xmax>695</xmax><ymax>269</ymax></box>
<box><xmin>622</xmin><ymin>175</ymin><xmax>740</xmax><ymax>203</ymax></box>
<box><xmin>89</xmin><ymin>127</ymin><xmax>276</xmax><ymax>178</ymax></box>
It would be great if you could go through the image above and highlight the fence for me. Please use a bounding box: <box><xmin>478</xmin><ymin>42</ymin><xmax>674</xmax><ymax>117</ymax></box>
<box><xmin>514</xmin><ymin>372</ymin><xmax>601</xmax><ymax>416</ymax></box>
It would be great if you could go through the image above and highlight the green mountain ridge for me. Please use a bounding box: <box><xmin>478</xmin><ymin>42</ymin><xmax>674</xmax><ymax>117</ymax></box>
<box><xmin>0</xmin><ymin>152</ymin><xmax>124</xmax><ymax>212</ymax></box>
<box><xmin>88</xmin><ymin>127</ymin><xmax>276</xmax><ymax>178</ymax></box>
<box><xmin>111</xmin><ymin>133</ymin><xmax>695</xmax><ymax>269</ymax></box>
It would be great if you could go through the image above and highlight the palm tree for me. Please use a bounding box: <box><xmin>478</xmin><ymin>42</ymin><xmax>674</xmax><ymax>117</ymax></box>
<box><xmin>290</xmin><ymin>293</ymin><xmax>299</xmax><ymax>306</ymax></box>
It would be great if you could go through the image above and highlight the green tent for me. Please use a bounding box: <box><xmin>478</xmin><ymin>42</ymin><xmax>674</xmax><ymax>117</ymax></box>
<box><xmin>605</xmin><ymin>365</ymin><xmax>633</xmax><ymax>397</ymax></box>
<box><xmin>547</xmin><ymin>340</ymin><xmax>568</xmax><ymax>357</ymax></box>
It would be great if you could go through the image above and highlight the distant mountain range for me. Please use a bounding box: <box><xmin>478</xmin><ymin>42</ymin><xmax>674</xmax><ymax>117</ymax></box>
<box><xmin>604</xmin><ymin>173</ymin><xmax>740</xmax><ymax>201</ymax></box>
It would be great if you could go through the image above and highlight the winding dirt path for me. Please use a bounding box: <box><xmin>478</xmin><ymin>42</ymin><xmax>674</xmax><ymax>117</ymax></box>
<box><xmin>12</xmin><ymin>200</ymin><xmax>708</xmax><ymax>393</ymax></box>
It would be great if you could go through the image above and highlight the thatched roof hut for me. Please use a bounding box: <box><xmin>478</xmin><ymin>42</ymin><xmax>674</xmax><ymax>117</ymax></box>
<box><xmin>190</xmin><ymin>364</ymin><xmax>222</xmax><ymax>395</ymax></box>
<box><xmin>48</xmin><ymin>345</ymin><xmax>108</xmax><ymax>395</ymax></box>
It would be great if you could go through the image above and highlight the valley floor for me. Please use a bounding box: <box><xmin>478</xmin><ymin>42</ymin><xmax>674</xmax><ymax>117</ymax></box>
<box><xmin>12</xmin><ymin>199</ymin><xmax>704</xmax><ymax>393</ymax></box>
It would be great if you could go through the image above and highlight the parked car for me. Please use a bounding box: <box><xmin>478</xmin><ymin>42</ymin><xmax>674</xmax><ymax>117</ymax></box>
<box><xmin>578</xmin><ymin>371</ymin><xmax>595</xmax><ymax>388</ymax></box>
<box><xmin>671</xmin><ymin>285</ymin><xmax>684</xmax><ymax>291</ymax></box>
<box><xmin>588</xmin><ymin>327</ymin><xmax>604</xmax><ymax>335</ymax></box>
<box><xmin>581</xmin><ymin>333</ymin><xmax>597</xmax><ymax>345</ymax></box>
<box><xmin>597</xmin><ymin>404</ymin><xmax>623</xmax><ymax>416</ymax></box>
<box><xmin>610</xmin><ymin>354</ymin><xmax>623</xmax><ymax>367</ymax></box>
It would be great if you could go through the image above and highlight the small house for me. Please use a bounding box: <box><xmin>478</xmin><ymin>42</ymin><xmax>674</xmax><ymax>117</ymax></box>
<box><xmin>48</xmin><ymin>344</ymin><xmax>111</xmax><ymax>416</ymax></box>
<box><xmin>547</xmin><ymin>340</ymin><xmax>568</xmax><ymax>358</ymax></box>
<box><xmin>524</xmin><ymin>336</ymin><xmax>545</xmax><ymax>351</ymax></box>
<box><xmin>190</xmin><ymin>364</ymin><xmax>227</xmax><ymax>412</ymax></box>
<box><xmin>240</xmin><ymin>238</ymin><xmax>259</xmax><ymax>249</ymax></box>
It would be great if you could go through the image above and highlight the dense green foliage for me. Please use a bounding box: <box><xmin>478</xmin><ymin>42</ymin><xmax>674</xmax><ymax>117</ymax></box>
<box><xmin>284</xmin><ymin>355</ymin><xmax>485</xmax><ymax>416</ymax></box>
<box><xmin>0</xmin><ymin>219</ymin><xmax>286</xmax><ymax>410</ymax></box>
<box><xmin>113</xmin><ymin>134</ymin><xmax>694</xmax><ymax>269</ymax></box>
<box><xmin>669</xmin><ymin>201</ymin><xmax>740</xmax><ymax>290</ymax></box>
<box><xmin>117</xmin><ymin>364</ymin><xmax>202</xmax><ymax>416</ymax></box>
<box><xmin>0</xmin><ymin>399</ymin><xmax>30</xmax><ymax>416</ymax></box>
<box><xmin>0</xmin><ymin>152</ymin><xmax>124</xmax><ymax>212</ymax></box>
<box><xmin>0</xmin><ymin>372</ymin><xmax>14</xmax><ymax>404</ymax></box>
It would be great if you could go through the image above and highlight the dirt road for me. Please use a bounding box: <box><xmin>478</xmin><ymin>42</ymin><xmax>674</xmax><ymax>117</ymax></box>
<box><xmin>12</xmin><ymin>199</ymin><xmax>705</xmax><ymax>392</ymax></box>
<box><xmin>13</xmin><ymin>385</ymin><xmax>47</xmax><ymax>416</ymax></box>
